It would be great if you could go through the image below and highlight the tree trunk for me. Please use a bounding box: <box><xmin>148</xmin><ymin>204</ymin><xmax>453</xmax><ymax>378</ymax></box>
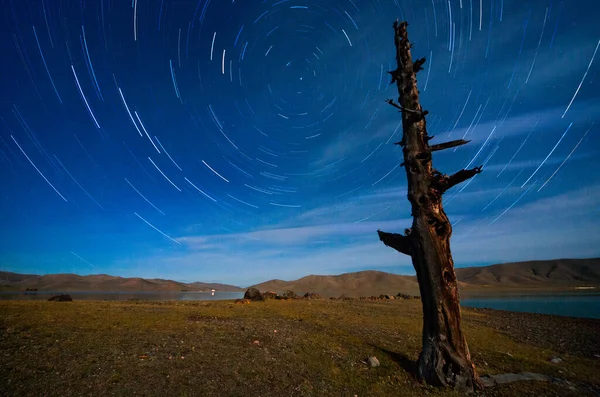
<box><xmin>377</xmin><ymin>20</ymin><xmax>484</xmax><ymax>393</ymax></box>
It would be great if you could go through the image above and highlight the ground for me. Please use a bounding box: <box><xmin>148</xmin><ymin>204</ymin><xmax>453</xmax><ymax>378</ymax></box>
<box><xmin>0</xmin><ymin>298</ymin><xmax>599</xmax><ymax>396</ymax></box>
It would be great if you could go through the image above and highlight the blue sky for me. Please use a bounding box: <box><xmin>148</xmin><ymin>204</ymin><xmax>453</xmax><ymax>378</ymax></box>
<box><xmin>0</xmin><ymin>0</ymin><xmax>599</xmax><ymax>286</ymax></box>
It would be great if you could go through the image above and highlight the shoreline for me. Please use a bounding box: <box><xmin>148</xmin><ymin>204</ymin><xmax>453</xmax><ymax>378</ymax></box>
<box><xmin>1</xmin><ymin>285</ymin><xmax>598</xmax><ymax>294</ymax></box>
<box><xmin>462</xmin><ymin>305</ymin><xmax>600</xmax><ymax>358</ymax></box>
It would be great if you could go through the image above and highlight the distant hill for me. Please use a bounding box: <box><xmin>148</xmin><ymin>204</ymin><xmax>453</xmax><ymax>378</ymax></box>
<box><xmin>251</xmin><ymin>271</ymin><xmax>420</xmax><ymax>297</ymax></box>
<box><xmin>455</xmin><ymin>258</ymin><xmax>600</xmax><ymax>287</ymax></box>
<box><xmin>252</xmin><ymin>258</ymin><xmax>600</xmax><ymax>297</ymax></box>
<box><xmin>2</xmin><ymin>258</ymin><xmax>598</xmax><ymax>296</ymax></box>
<box><xmin>0</xmin><ymin>272</ymin><xmax>243</xmax><ymax>292</ymax></box>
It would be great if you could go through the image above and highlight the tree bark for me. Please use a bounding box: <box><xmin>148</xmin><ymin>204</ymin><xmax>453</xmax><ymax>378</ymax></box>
<box><xmin>378</xmin><ymin>20</ymin><xmax>483</xmax><ymax>393</ymax></box>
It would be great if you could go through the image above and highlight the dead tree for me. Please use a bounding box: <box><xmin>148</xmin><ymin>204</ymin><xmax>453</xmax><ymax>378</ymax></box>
<box><xmin>377</xmin><ymin>20</ymin><xmax>484</xmax><ymax>392</ymax></box>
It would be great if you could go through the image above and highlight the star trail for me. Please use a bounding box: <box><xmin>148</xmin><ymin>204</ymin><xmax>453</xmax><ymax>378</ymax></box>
<box><xmin>0</xmin><ymin>0</ymin><xmax>599</xmax><ymax>285</ymax></box>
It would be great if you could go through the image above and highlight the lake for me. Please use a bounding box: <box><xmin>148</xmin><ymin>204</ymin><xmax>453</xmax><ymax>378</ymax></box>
<box><xmin>2</xmin><ymin>290</ymin><xmax>599</xmax><ymax>320</ymax></box>
<box><xmin>0</xmin><ymin>291</ymin><xmax>245</xmax><ymax>301</ymax></box>
<box><xmin>461</xmin><ymin>292</ymin><xmax>600</xmax><ymax>319</ymax></box>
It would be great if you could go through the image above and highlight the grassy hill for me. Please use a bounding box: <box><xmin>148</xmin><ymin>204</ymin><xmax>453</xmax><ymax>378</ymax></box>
<box><xmin>0</xmin><ymin>272</ymin><xmax>244</xmax><ymax>292</ymax></box>
<box><xmin>252</xmin><ymin>258</ymin><xmax>600</xmax><ymax>297</ymax></box>
<box><xmin>455</xmin><ymin>258</ymin><xmax>600</xmax><ymax>287</ymax></box>
<box><xmin>1</xmin><ymin>258</ymin><xmax>598</xmax><ymax>295</ymax></box>
<box><xmin>252</xmin><ymin>271</ymin><xmax>420</xmax><ymax>297</ymax></box>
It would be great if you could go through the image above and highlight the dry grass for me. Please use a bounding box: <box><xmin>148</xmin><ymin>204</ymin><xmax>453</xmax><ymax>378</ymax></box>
<box><xmin>1</xmin><ymin>299</ymin><xmax>598</xmax><ymax>397</ymax></box>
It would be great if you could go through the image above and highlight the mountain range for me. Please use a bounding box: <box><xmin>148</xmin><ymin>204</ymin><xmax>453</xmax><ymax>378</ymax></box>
<box><xmin>1</xmin><ymin>258</ymin><xmax>598</xmax><ymax>297</ymax></box>
<box><xmin>0</xmin><ymin>272</ymin><xmax>243</xmax><ymax>292</ymax></box>
<box><xmin>252</xmin><ymin>258</ymin><xmax>600</xmax><ymax>297</ymax></box>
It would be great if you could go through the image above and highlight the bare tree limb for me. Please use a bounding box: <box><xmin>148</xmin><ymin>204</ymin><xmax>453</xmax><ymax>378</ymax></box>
<box><xmin>385</xmin><ymin>99</ymin><xmax>429</xmax><ymax>117</ymax></box>
<box><xmin>413</xmin><ymin>57</ymin><xmax>426</xmax><ymax>73</ymax></box>
<box><xmin>429</xmin><ymin>139</ymin><xmax>471</xmax><ymax>152</ymax></box>
<box><xmin>377</xmin><ymin>230</ymin><xmax>412</xmax><ymax>256</ymax></box>
<box><xmin>446</xmin><ymin>166</ymin><xmax>483</xmax><ymax>189</ymax></box>
<box><xmin>387</xmin><ymin>69</ymin><xmax>401</xmax><ymax>85</ymax></box>
<box><xmin>433</xmin><ymin>166</ymin><xmax>483</xmax><ymax>194</ymax></box>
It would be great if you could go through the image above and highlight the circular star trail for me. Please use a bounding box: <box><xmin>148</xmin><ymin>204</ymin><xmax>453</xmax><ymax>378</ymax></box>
<box><xmin>1</xmin><ymin>0</ymin><xmax>599</xmax><ymax>283</ymax></box>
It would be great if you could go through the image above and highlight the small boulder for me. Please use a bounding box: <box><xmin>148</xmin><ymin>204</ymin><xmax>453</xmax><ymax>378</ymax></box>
<box><xmin>303</xmin><ymin>292</ymin><xmax>322</xmax><ymax>300</ymax></box>
<box><xmin>48</xmin><ymin>294</ymin><xmax>73</xmax><ymax>302</ymax></box>
<box><xmin>481</xmin><ymin>372</ymin><xmax>552</xmax><ymax>386</ymax></box>
<box><xmin>367</xmin><ymin>356</ymin><xmax>380</xmax><ymax>367</ymax></box>
<box><xmin>262</xmin><ymin>291</ymin><xmax>278</xmax><ymax>300</ymax></box>
<box><xmin>550</xmin><ymin>357</ymin><xmax>563</xmax><ymax>364</ymax></box>
<box><xmin>396</xmin><ymin>293</ymin><xmax>412</xmax><ymax>300</ymax></box>
<box><xmin>244</xmin><ymin>287</ymin><xmax>264</xmax><ymax>301</ymax></box>
<box><xmin>234</xmin><ymin>298</ymin><xmax>251</xmax><ymax>304</ymax></box>
<box><xmin>282</xmin><ymin>290</ymin><xmax>297</xmax><ymax>300</ymax></box>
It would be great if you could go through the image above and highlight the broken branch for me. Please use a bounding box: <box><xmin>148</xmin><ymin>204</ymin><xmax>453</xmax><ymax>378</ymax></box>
<box><xmin>434</xmin><ymin>166</ymin><xmax>483</xmax><ymax>194</ymax></box>
<box><xmin>377</xmin><ymin>229</ymin><xmax>413</xmax><ymax>256</ymax></box>
<box><xmin>387</xmin><ymin>69</ymin><xmax>401</xmax><ymax>85</ymax></box>
<box><xmin>385</xmin><ymin>99</ymin><xmax>429</xmax><ymax>117</ymax></box>
<box><xmin>413</xmin><ymin>57</ymin><xmax>426</xmax><ymax>73</ymax></box>
<box><xmin>429</xmin><ymin>139</ymin><xmax>471</xmax><ymax>152</ymax></box>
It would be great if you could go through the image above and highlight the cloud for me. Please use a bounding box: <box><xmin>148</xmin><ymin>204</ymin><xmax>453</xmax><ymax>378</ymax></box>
<box><xmin>481</xmin><ymin>151</ymin><xmax>593</xmax><ymax>173</ymax></box>
<box><xmin>179</xmin><ymin>218</ymin><xmax>412</xmax><ymax>248</ymax></box>
<box><xmin>129</xmin><ymin>240</ymin><xmax>415</xmax><ymax>286</ymax></box>
<box><xmin>451</xmin><ymin>185</ymin><xmax>600</xmax><ymax>265</ymax></box>
<box><xmin>104</xmin><ymin>184</ymin><xmax>600</xmax><ymax>286</ymax></box>
<box><xmin>355</xmin><ymin>186</ymin><xmax>407</xmax><ymax>201</ymax></box>
<box><xmin>444</xmin><ymin>100</ymin><xmax>599</xmax><ymax>145</ymax></box>
<box><xmin>259</xmin><ymin>186</ymin><xmax>410</xmax><ymax>229</ymax></box>
<box><xmin>310</xmin><ymin>118</ymin><xmax>401</xmax><ymax>167</ymax></box>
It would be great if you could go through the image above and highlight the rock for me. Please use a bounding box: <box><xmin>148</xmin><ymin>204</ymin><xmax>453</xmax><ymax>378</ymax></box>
<box><xmin>481</xmin><ymin>372</ymin><xmax>552</xmax><ymax>387</ymax></box>
<box><xmin>244</xmin><ymin>288</ymin><xmax>264</xmax><ymax>301</ymax></box>
<box><xmin>388</xmin><ymin>295</ymin><xmax>395</xmax><ymax>299</ymax></box>
<box><xmin>48</xmin><ymin>294</ymin><xmax>73</xmax><ymax>302</ymax></box>
<box><xmin>282</xmin><ymin>290</ymin><xmax>297</xmax><ymax>299</ymax></box>
<box><xmin>384</xmin><ymin>295</ymin><xmax>391</xmax><ymax>299</ymax></box>
<box><xmin>550</xmin><ymin>356</ymin><xmax>563</xmax><ymax>364</ymax></box>
<box><xmin>262</xmin><ymin>291</ymin><xmax>278</xmax><ymax>300</ymax></box>
<box><xmin>234</xmin><ymin>298</ymin><xmax>251</xmax><ymax>304</ymax></box>
<box><xmin>303</xmin><ymin>292</ymin><xmax>322</xmax><ymax>300</ymax></box>
<box><xmin>396</xmin><ymin>293</ymin><xmax>412</xmax><ymax>299</ymax></box>
<box><xmin>367</xmin><ymin>356</ymin><xmax>380</xmax><ymax>367</ymax></box>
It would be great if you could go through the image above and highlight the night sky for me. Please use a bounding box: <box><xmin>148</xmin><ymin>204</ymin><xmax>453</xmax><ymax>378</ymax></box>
<box><xmin>1</xmin><ymin>0</ymin><xmax>599</xmax><ymax>286</ymax></box>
